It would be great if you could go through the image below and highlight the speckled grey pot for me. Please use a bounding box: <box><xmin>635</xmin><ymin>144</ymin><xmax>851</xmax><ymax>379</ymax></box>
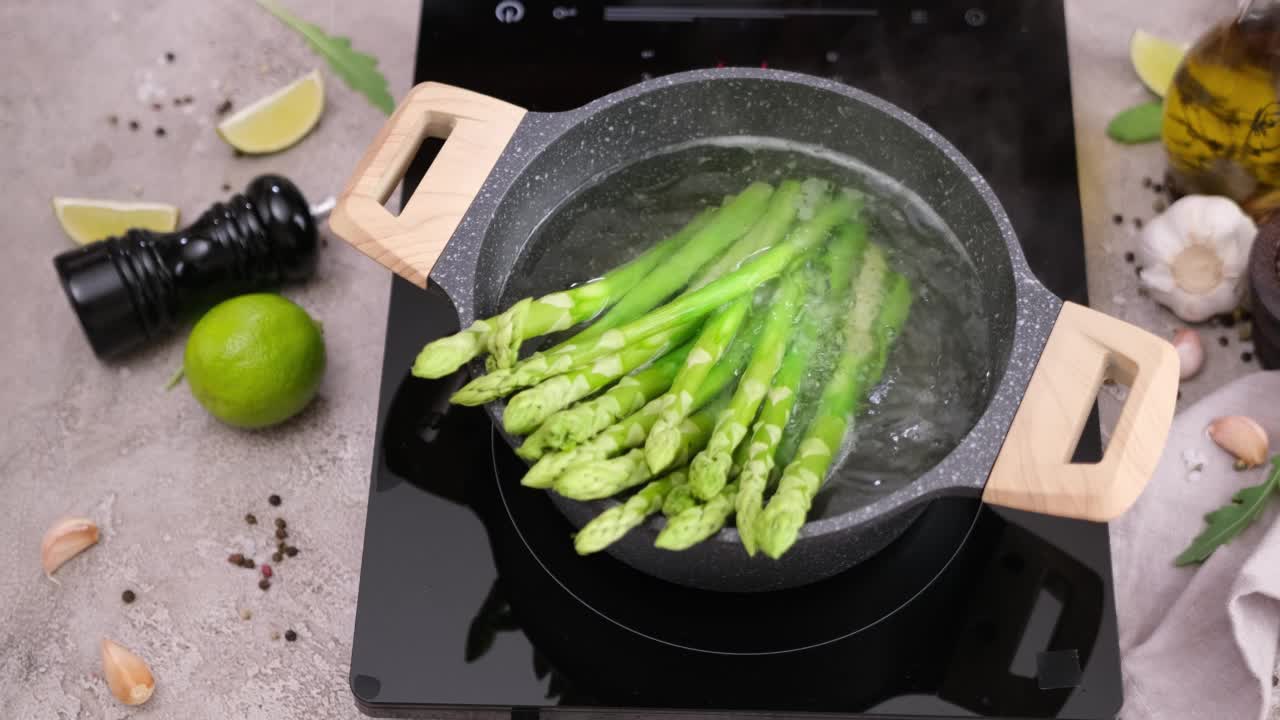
<box><xmin>426</xmin><ymin>69</ymin><xmax>1061</xmax><ymax>593</ymax></box>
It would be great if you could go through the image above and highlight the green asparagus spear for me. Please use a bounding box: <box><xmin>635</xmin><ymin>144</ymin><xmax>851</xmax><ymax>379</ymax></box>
<box><xmin>686</xmin><ymin>265</ymin><xmax>811</xmax><ymax>500</ymax></box>
<box><xmin>565</xmin><ymin>182</ymin><xmax>773</xmax><ymax>346</ymax></box>
<box><xmin>734</xmin><ymin>308</ymin><xmax>822</xmax><ymax>555</ymax></box>
<box><xmin>687</xmin><ymin>179</ymin><xmax>804</xmax><ymax>291</ymax></box>
<box><xmin>450</xmin><ymin>194</ymin><xmax>860</xmax><ymax>406</ymax></box>
<box><xmin>521</xmin><ymin>318</ymin><xmax>756</xmax><ymax>489</ymax></box>
<box><xmin>655</xmin><ymin>481</ymin><xmax>739</xmax><ymax>550</ymax></box>
<box><xmin>412</xmin><ymin>211</ymin><xmax>708</xmax><ymax>379</ymax></box>
<box><xmin>502</xmin><ymin>321</ymin><xmax>698</xmax><ymax>435</ymax></box>
<box><xmin>755</xmin><ymin>247</ymin><xmax>912</xmax><ymax>560</ymax></box>
<box><xmin>573</xmin><ymin>469</ymin><xmax>688</xmax><ymax>555</ymax></box>
<box><xmin>643</xmin><ymin>294</ymin><xmax>753</xmax><ymax>473</ymax></box>
<box><xmin>554</xmin><ymin>398</ymin><xmax>724</xmax><ymax>500</ymax></box>
<box><xmin>517</xmin><ymin>343</ymin><xmax>692</xmax><ymax>460</ymax></box>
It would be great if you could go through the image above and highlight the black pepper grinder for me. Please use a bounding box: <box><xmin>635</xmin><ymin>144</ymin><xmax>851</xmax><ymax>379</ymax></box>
<box><xmin>54</xmin><ymin>174</ymin><xmax>318</xmax><ymax>359</ymax></box>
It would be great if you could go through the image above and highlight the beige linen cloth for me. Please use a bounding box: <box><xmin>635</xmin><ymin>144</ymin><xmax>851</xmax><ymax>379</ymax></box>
<box><xmin>1111</xmin><ymin>371</ymin><xmax>1280</xmax><ymax>720</ymax></box>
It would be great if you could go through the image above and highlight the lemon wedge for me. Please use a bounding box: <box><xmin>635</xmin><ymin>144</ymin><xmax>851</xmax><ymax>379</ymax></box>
<box><xmin>216</xmin><ymin>70</ymin><xmax>324</xmax><ymax>154</ymax></box>
<box><xmin>1131</xmin><ymin>30</ymin><xmax>1187</xmax><ymax>97</ymax></box>
<box><xmin>53</xmin><ymin>198</ymin><xmax>180</xmax><ymax>246</ymax></box>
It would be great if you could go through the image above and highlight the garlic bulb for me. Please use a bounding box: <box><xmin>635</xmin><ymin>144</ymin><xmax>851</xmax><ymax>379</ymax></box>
<box><xmin>1137</xmin><ymin>195</ymin><xmax>1257</xmax><ymax>322</ymax></box>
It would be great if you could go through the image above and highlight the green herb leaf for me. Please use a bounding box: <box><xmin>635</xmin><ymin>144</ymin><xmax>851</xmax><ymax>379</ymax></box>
<box><xmin>256</xmin><ymin>0</ymin><xmax>394</xmax><ymax>115</ymax></box>
<box><xmin>1175</xmin><ymin>456</ymin><xmax>1280</xmax><ymax>566</ymax></box>
<box><xmin>1107</xmin><ymin>101</ymin><xmax>1164</xmax><ymax>144</ymax></box>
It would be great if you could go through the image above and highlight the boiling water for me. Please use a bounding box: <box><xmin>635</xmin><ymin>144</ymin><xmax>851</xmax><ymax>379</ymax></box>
<box><xmin>502</xmin><ymin>139</ymin><xmax>993</xmax><ymax>513</ymax></box>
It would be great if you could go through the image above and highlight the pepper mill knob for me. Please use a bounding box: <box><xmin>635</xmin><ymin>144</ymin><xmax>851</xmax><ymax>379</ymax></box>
<box><xmin>54</xmin><ymin>175</ymin><xmax>318</xmax><ymax>359</ymax></box>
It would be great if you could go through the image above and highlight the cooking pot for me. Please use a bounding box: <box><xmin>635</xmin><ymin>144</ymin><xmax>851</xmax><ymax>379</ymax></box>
<box><xmin>330</xmin><ymin>69</ymin><xmax>1178</xmax><ymax>592</ymax></box>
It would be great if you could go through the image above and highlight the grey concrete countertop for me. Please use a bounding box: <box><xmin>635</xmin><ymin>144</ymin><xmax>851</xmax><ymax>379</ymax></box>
<box><xmin>1</xmin><ymin>1</ymin><xmax>1272</xmax><ymax>719</ymax></box>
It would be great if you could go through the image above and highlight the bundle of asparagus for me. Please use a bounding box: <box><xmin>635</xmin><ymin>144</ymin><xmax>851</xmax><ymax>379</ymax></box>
<box><xmin>411</xmin><ymin>178</ymin><xmax>913</xmax><ymax>559</ymax></box>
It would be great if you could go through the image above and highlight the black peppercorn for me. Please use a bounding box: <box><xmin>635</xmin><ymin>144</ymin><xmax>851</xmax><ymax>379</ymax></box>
<box><xmin>269</xmin><ymin>494</ymin><xmax>282</xmax><ymax>506</ymax></box>
<box><xmin>285</xmin><ymin>629</ymin><xmax>297</xmax><ymax>642</ymax></box>
<box><xmin>284</xmin><ymin>546</ymin><xmax>298</xmax><ymax>557</ymax></box>
<box><xmin>216</xmin><ymin>99</ymin><xmax>234</xmax><ymax>116</ymax></box>
<box><xmin>244</xmin><ymin>558</ymin><xmax>255</xmax><ymax>569</ymax></box>
<box><xmin>1219</xmin><ymin>336</ymin><xmax>1230</xmax><ymax>347</ymax></box>
<box><xmin>245</xmin><ymin>513</ymin><xmax>257</xmax><ymax>525</ymax></box>
<box><xmin>1133</xmin><ymin>218</ymin><xmax>1144</xmax><ymax>229</ymax></box>
<box><xmin>1112</xmin><ymin>214</ymin><xmax>1123</xmax><ymax>225</ymax></box>
<box><xmin>155</xmin><ymin>127</ymin><xmax>166</xmax><ymax>137</ymax></box>
<box><xmin>228</xmin><ymin>553</ymin><xmax>245</xmax><ymax>566</ymax></box>
<box><xmin>1242</xmin><ymin>351</ymin><xmax>1254</xmax><ymax>363</ymax></box>
<box><xmin>221</xmin><ymin>182</ymin><xmax>232</xmax><ymax>192</ymax></box>
<box><xmin>275</xmin><ymin>518</ymin><xmax>286</xmax><ymax>529</ymax></box>
<box><xmin>1143</xmin><ymin>177</ymin><xmax>1153</xmax><ymax>188</ymax></box>
<box><xmin>1124</xmin><ymin>252</ymin><xmax>1135</xmax><ymax>263</ymax></box>
<box><xmin>275</xmin><ymin>528</ymin><xmax>288</xmax><ymax>540</ymax></box>
<box><xmin>128</xmin><ymin>120</ymin><xmax>139</xmax><ymax>131</ymax></box>
<box><xmin>165</xmin><ymin>51</ymin><xmax>176</xmax><ymax>62</ymax></box>
<box><xmin>272</xmin><ymin>552</ymin><xmax>283</xmax><ymax>562</ymax></box>
<box><xmin>1153</xmin><ymin>183</ymin><xmax>1164</xmax><ymax>193</ymax></box>
<box><xmin>122</xmin><ymin>589</ymin><xmax>136</xmax><ymax>604</ymax></box>
<box><xmin>259</xmin><ymin>578</ymin><xmax>271</xmax><ymax>591</ymax></box>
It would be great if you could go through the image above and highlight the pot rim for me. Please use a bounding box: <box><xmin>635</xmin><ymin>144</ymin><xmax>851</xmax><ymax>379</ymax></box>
<box><xmin>440</xmin><ymin>68</ymin><xmax>1062</xmax><ymax>545</ymax></box>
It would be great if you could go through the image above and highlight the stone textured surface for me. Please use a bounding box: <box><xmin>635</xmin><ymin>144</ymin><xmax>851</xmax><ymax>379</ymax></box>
<box><xmin>1</xmin><ymin>0</ymin><xmax>1274</xmax><ymax>718</ymax></box>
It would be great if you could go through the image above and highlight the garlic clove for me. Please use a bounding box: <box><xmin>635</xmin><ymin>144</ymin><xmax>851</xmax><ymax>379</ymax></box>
<box><xmin>101</xmin><ymin>638</ymin><xmax>155</xmax><ymax>706</ymax></box>
<box><xmin>1173</xmin><ymin>328</ymin><xmax>1204</xmax><ymax>380</ymax></box>
<box><xmin>40</xmin><ymin>516</ymin><xmax>99</xmax><ymax>578</ymax></box>
<box><xmin>1207</xmin><ymin>415</ymin><xmax>1269</xmax><ymax>467</ymax></box>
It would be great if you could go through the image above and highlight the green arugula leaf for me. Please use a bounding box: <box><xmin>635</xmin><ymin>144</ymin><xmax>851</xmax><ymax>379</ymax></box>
<box><xmin>256</xmin><ymin>0</ymin><xmax>394</xmax><ymax>115</ymax></box>
<box><xmin>1175</xmin><ymin>456</ymin><xmax>1280</xmax><ymax>566</ymax></box>
<box><xmin>1106</xmin><ymin>101</ymin><xmax>1164</xmax><ymax>144</ymax></box>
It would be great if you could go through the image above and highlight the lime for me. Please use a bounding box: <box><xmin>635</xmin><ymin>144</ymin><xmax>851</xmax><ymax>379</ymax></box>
<box><xmin>216</xmin><ymin>70</ymin><xmax>324</xmax><ymax>154</ymax></box>
<box><xmin>1130</xmin><ymin>30</ymin><xmax>1186</xmax><ymax>97</ymax></box>
<box><xmin>52</xmin><ymin>198</ymin><xmax>179</xmax><ymax>245</ymax></box>
<box><xmin>184</xmin><ymin>294</ymin><xmax>325</xmax><ymax>429</ymax></box>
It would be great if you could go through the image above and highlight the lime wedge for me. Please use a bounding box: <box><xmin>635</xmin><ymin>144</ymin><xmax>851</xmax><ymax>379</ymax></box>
<box><xmin>216</xmin><ymin>70</ymin><xmax>324</xmax><ymax>154</ymax></box>
<box><xmin>1130</xmin><ymin>30</ymin><xmax>1186</xmax><ymax>97</ymax></box>
<box><xmin>52</xmin><ymin>198</ymin><xmax>180</xmax><ymax>246</ymax></box>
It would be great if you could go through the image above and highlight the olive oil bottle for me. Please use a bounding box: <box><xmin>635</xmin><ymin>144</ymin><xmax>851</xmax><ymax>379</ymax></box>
<box><xmin>1163</xmin><ymin>0</ymin><xmax>1280</xmax><ymax>209</ymax></box>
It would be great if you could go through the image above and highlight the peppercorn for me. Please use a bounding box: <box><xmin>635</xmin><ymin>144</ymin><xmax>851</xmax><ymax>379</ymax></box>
<box><xmin>128</xmin><ymin>120</ymin><xmax>140</xmax><ymax>131</ymax></box>
<box><xmin>151</xmin><ymin>102</ymin><xmax>163</xmax><ymax>111</ymax></box>
<box><xmin>228</xmin><ymin>553</ymin><xmax>245</xmax><ymax>566</ymax></box>
<box><xmin>275</xmin><ymin>528</ymin><xmax>288</xmax><ymax>540</ymax></box>
<box><xmin>272</xmin><ymin>551</ymin><xmax>283</xmax><ymax>562</ymax></box>
<box><xmin>243</xmin><ymin>558</ymin><xmax>255</xmax><ymax>569</ymax></box>
<box><xmin>285</xmin><ymin>630</ymin><xmax>297</xmax><ymax>642</ymax></box>
<box><xmin>1133</xmin><ymin>218</ymin><xmax>1144</xmax><ymax>229</ymax></box>
<box><xmin>216</xmin><ymin>99</ymin><xmax>233</xmax><ymax>116</ymax></box>
<box><xmin>1124</xmin><ymin>251</ymin><xmax>1135</xmax><ymax>263</ymax></box>
<box><xmin>221</xmin><ymin>182</ymin><xmax>231</xmax><ymax>192</ymax></box>
<box><xmin>1153</xmin><ymin>183</ymin><xmax>1164</xmax><ymax>193</ymax></box>
<box><xmin>1219</xmin><ymin>336</ymin><xmax>1230</xmax><ymax>347</ymax></box>
<box><xmin>165</xmin><ymin>51</ymin><xmax>175</xmax><ymax>63</ymax></box>
<box><xmin>275</xmin><ymin>518</ymin><xmax>286</xmax><ymax>529</ymax></box>
<box><xmin>258</xmin><ymin>578</ymin><xmax>271</xmax><ymax>591</ymax></box>
<box><xmin>1112</xmin><ymin>214</ymin><xmax>1123</xmax><ymax>225</ymax></box>
<box><xmin>1143</xmin><ymin>177</ymin><xmax>1153</xmax><ymax>188</ymax></box>
<box><xmin>155</xmin><ymin>127</ymin><xmax>166</xmax><ymax>137</ymax></box>
<box><xmin>269</xmin><ymin>494</ymin><xmax>281</xmax><ymax>506</ymax></box>
<box><xmin>121</xmin><ymin>590</ymin><xmax>136</xmax><ymax>604</ymax></box>
<box><xmin>1242</xmin><ymin>351</ymin><xmax>1254</xmax><ymax>363</ymax></box>
<box><xmin>284</xmin><ymin>546</ymin><xmax>298</xmax><ymax>557</ymax></box>
<box><xmin>245</xmin><ymin>513</ymin><xmax>257</xmax><ymax>525</ymax></box>
<box><xmin>261</xmin><ymin>564</ymin><xmax>273</xmax><ymax>578</ymax></box>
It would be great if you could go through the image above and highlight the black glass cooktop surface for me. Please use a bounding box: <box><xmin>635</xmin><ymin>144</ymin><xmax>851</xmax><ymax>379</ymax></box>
<box><xmin>349</xmin><ymin>1</ymin><xmax>1121</xmax><ymax>718</ymax></box>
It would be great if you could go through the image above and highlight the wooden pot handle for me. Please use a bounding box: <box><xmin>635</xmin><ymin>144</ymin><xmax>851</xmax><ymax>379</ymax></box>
<box><xmin>983</xmin><ymin>301</ymin><xmax>1179</xmax><ymax>521</ymax></box>
<box><xmin>328</xmin><ymin>82</ymin><xmax>527</xmax><ymax>287</ymax></box>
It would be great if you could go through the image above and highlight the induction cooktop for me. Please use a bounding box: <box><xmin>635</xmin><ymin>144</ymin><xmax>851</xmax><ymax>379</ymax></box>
<box><xmin>348</xmin><ymin>2</ymin><xmax>1121</xmax><ymax>718</ymax></box>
